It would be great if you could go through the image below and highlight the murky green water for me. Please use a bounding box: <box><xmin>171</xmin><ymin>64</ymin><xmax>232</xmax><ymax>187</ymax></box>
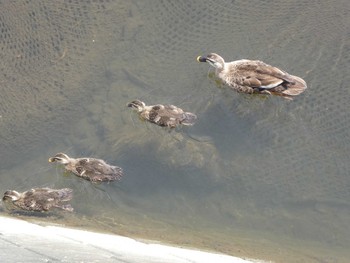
<box><xmin>1</xmin><ymin>1</ymin><xmax>350</xmax><ymax>262</ymax></box>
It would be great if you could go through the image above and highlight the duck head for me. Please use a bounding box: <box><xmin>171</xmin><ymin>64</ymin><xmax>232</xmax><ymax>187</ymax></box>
<box><xmin>48</xmin><ymin>153</ymin><xmax>72</xmax><ymax>164</ymax></box>
<box><xmin>3</xmin><ymin>190</ymin><xmax>21</xmax><ymax>201</ymax></box>
<box><xmin>127</xmin><ymin>100</ymin><xmax>146</xmax><ymax>112</ymax></box>
<box><xmin>197</xmin><ymin>53</ymin><xmax>225</xmax><ymax>70</ymax></box>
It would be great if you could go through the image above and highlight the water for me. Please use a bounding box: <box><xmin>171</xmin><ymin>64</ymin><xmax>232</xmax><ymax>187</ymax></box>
<box><xmin>1</xmin><ymin>1</ymin><xmax>350</xmax><ymax>262</ymax></box>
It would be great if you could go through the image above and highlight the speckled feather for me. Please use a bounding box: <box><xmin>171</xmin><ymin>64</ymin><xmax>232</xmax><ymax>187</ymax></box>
<box><xmin>3</xmin><ymin>188</ymin><xmax>73</xmax><ymax>212</ymax></box>
<box><xmin>49</xmin><ymin>153</ymin><xmax>124</xmax><ymax>183</ymax></box>
<box><xmin>128</xmin><ymin>100</ymin><xmax>197</xmax><ymax>128</ymax></box>
<box><xmin>72</xmin><ymin>158</ymin><xmax>124</xmax><ymax>182</ymax></box>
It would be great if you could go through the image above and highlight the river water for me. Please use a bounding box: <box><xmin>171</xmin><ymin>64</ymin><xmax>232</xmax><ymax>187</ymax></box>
<box><xmin>0</xmin><ymin>1</ymin><xmax>349</xmax><ymax>262</ymax></box>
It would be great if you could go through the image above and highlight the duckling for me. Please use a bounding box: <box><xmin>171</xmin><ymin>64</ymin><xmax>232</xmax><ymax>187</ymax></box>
<box><xmin>127</xmin><ymin>100</ymin><xmax>197</xmax><ymax>128</ymax></box>
<box><xmin>49</xmin><ymin>153</ymin><xmax>123</xmax><ymax>182</ymax></box>
<box><xmin>197</xmin><ymin>53</ymin><xmax>307</xmax><ymax>99</ymax></box>
<box><xmin>2</xmin><ymin>188</ymin><xmax>73</xmax><ymax>212</ymax></box>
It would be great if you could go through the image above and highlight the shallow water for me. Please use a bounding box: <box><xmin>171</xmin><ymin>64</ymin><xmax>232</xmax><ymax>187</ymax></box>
<box><xmin>1</xmin><ymin>1</ymin><xmax>350</xmax><ymax>262</ymax></box>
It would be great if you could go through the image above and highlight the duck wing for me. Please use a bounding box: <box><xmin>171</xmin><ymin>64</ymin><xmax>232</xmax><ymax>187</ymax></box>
<box><xmin>15</xmin><ymin>189</ymin><xmax>43</xmax><ymax>211</ymax></box>
<box><xmin>18</xmin><ymin>188</ymin><xmax>61</xmax><ymax>211</ymax></box>
<box><xmin>232</xmin><ymin>60</ymin><xmax>295</xmax><ymax>89</ymax></box>
<box><xmin>46</xmin><ymin>188</ymin><xmax>73</xmax><ymax>202</ymax></box>
<box><xmin>148</xmin><ymin>104</ymin><xmax>194</xmax><ymax>127</ymax></box>
<box><xmin>75</xmin><ymin>158</ymin><xmax>123</xmax><ymax>182</ymax></box>
<box><xmin>19</xmin><ymin>188</ymin><xmax>47</xmax><ymax>211</ymax></box>
<box><xmin>164</xmin><ymin>105</ymin><xmax>197</xmax><ymax>125</ymax></box>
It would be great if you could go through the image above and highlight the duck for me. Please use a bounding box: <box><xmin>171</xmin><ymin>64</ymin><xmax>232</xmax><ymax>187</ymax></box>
<box><xmin>49</xmin><ymin>153</ymin><xmax>123</xmax><ymax>182</ymax></box>
<box><xmin>127</xmin><ymin>100</ymin><xmax>197</xmax><ymax>128</ymax></box>
<box><xmin>197</xmin><ymin>53</ymin><xmax>307</xmax><ymax>99</ymax></box>
<box><xmin>2</xmin><ymin>188</ymin><xmax>73</xmax><ymax>212</ymax></box>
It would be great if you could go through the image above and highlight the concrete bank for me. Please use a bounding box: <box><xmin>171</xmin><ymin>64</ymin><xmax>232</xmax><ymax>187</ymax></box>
<box><xmin>0</xmin><ymin>216</ymin><xmax>266</xmax><ymax>263</ymax></box>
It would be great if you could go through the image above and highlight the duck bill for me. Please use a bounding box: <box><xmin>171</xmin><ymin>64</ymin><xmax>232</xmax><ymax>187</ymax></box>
<box><xmin>48</xmin><ymin>157</ymin><xmax>55</xmax><ymax>163</ymax></box>
<box><xmin>196</xmin><ymin>56</ymin><xmax>207</xmax><ymax>63</ymax></box>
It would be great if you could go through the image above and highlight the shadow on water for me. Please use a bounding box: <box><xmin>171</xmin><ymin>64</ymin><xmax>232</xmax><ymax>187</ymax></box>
<box><xmin>1</xmin><ymin>1</ymin><xmax>350</xmax><ymax>262</ymax></box>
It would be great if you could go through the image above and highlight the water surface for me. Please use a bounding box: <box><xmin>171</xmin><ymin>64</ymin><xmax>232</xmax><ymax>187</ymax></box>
<box><xmin>1</xmin><ymin>1</ymin><xmax>349</xmax><ymax>262</ymax></box>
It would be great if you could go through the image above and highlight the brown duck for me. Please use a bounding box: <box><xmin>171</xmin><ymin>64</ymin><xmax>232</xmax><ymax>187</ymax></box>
<box><xmin>49</xmin><ymin>153</ymin><xmax>123</xmax><ymax>182</ymax></box>
<box><xmin>197</xmin><ymin>53</ymin><xmax>307</xmax><ymax>99</ymax></box>
<box><xmin>2</xmin><ymin>188</ymin><xmax>73</xmax><ymax>212</ymax></box>
<box><xmin>128</xmin><ymin>100</ymin><xmax>197</xmax><ymax>128</ymax></box>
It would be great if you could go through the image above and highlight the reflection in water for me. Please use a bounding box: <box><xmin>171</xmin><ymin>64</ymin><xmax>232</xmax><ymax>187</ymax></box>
<box><xmin>1</xmin><ymin>1</ymin><xmax>350</xmax><ymax>262</ymax></box>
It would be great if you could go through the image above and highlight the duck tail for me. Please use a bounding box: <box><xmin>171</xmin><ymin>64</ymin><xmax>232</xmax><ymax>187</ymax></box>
<box><xmin>112</xmin><ymin>166</ymin><xmax>124</xmax><ymax>181</ymax></box>
<box><xmin>60</xmin><ymin>204</ymin><xmax>74</xmax><ymax>212</ymax></box>
<box><xmin>57</xmin><ymin>188</ymin><xmax>73</xmax><ymax>201</ymax></box>
<box><xmin>181</xmin><ymin>112</ymin><xmax>197</xmax><ymax>126</ymax></box>
<box><xmin>282</xmin><ymin>75</ymin><xmax>307</xmax><ymax>96</ymax></box>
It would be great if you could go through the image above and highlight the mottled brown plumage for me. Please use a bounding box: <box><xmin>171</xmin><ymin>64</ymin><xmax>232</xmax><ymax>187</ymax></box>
<box><xmin>197</xmin><ymin>53</ymin><xmax>307</xmax><ymax>99</ymax></box>
<box><xmin>49</xmin><ymin>153</ymin><xmax>123</xmax><ymax>182</ymax></box>
<box><xmin>128</xmin><ymin>100</ymin><xmax>197</xmax><ymax>128</ymax></box>
<box><xmin>2</xmin><ymin>188</ymin><xmax>73</xmax><ymax>212</ymax></box>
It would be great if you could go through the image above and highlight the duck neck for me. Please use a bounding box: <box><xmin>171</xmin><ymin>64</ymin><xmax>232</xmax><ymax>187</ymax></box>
<box><xmin>215</xmin><ymin>63</ymin><xmax>226</xmax><ymax>76</ymax></box>
<box><xmin>65</xmin><ymin>158</ymin><xmax>78</xmax><ymax>170</ymax></box>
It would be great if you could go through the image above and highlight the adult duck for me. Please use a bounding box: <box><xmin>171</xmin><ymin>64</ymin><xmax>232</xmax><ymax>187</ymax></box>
<box><xmin>197</xmin><ymin>53</ymin><xmax>307</xmax><ymax>99</ymax></box>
